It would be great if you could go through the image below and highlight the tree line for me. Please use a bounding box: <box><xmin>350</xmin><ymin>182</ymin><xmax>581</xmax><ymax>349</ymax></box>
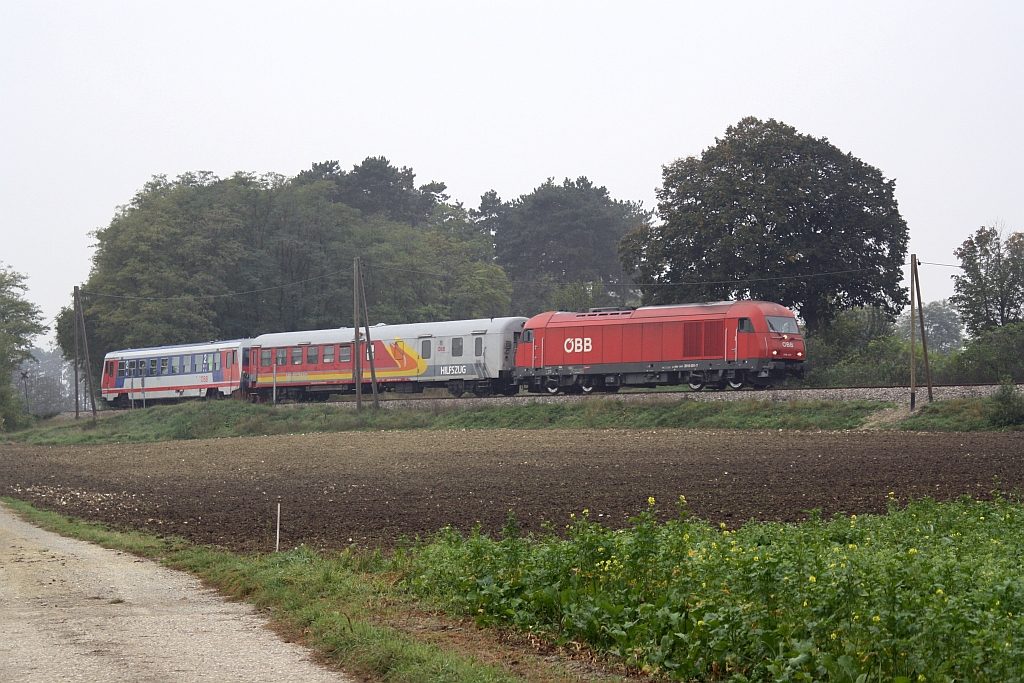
<box><xmin>2</xmin><ymin>117</ymin><xmax>1023</xmax><ymax>425</ymax></box>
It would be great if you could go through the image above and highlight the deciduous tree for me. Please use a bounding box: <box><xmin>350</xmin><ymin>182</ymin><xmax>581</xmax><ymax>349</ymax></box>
<box><xmin>620</xmin><ymin>117</ymin><xmax>909</xmax><ymax>332</ymax></box>
<box><xmin>950</xmin><ymin>224</ymin><xmax>1024</xmax><ymax>336</ymax></box>
<box><xmin>0</xmin><ymin>265</ymin><xmax>47</xmax><ymax>430</ymax></box>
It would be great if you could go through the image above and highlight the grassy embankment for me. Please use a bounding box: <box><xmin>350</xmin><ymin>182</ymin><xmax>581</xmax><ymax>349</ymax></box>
<box><xmin>7</xmin><ymin>493</ymin><xmax>1024</xmax><ymax>682</ymax></box>
<box><xmin>5</xmin><ymin>398</ymin><xmax>892</xmax><ymax>445</ymax></box>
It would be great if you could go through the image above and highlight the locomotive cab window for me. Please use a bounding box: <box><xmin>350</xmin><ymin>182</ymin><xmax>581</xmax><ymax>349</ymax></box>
<box><xmin>522</xmin><ymin>329</ymin><xmax>534</xmax><ymax>343</ymax></box>
<box><xmin>474</xmin><ymin>337</ymin><xmax>483</xmax><ymax>356</ymax></box>
<box><xmin>766</xmin><ymin>316</ymin><xmax>800</xmax><ymax>334</ymax></box>
<box><xmin>737</xmin><ymin>318</ymin><xmax>755</xmax><ymax>333</ymax></box>
<box><xmin>421</xmin><ymin>339</ymin><xmax>431</xmax><ymax>359</ymax></box>
<box><xmin>452</xmin><ymin>337</ymin><xmax>463</xmax><ymax>357</ymax></box>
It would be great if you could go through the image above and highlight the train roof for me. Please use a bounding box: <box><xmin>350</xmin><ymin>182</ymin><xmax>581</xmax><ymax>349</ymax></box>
<box><xmin>103</xmin><ymin>339</ymin><xmax>252</xmax><ymax>360</ymax></box>
<box><xmin>531</xmin><ymin>300</ymin><xmax>798</xmax><ymax>326</ymax></box>
<box><xmin>250</xmin><ymin>317</ymin><xmax>528</xmax><ymax>347</ymax></box>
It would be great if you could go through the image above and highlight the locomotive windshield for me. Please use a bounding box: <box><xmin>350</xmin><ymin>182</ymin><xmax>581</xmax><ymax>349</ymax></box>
<box><xmin>766</xmin><ymin>316</ymin><xmax>800</xmax><ymax>334</ymax></box>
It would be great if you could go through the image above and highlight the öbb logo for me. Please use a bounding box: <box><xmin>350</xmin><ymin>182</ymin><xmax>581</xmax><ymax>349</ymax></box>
<box><xmin>564</xmin><ymin>337</ymin><xmax>593</xmax><ymax>353</ymax></box>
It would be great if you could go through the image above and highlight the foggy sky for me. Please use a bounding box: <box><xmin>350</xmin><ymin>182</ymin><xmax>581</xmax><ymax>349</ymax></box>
<box><xmin>1</xmin><ymin>2</ymin><xmax>1021</xmax><ymax>342</ymax></box>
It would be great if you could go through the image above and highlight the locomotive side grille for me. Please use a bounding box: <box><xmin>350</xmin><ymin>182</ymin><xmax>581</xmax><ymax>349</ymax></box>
<box><xmin>704</xmin><ymin>320</ymin><xmax>725</xmax><ymax>359</ymax></box>
<box><xmin>683</xmin><ymin>322</ymin><xmax>702</xmax><ymax>357</ymax></box>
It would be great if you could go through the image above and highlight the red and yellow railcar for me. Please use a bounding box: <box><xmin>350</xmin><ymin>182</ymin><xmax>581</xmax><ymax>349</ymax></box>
<box><xmin>514</xmin><ymin>301</ymin><xmax>807</xmax><ymax>393</ymax></box>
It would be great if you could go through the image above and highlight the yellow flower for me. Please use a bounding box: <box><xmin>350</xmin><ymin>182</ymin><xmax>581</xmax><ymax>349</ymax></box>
<box><xmin>873</xmin><ymin>615</ymin><xmax>881</xmax><ymax>622</ymax></box>
<box><xmin>809</xmin><ymin>576</ymin><xmax>816</xmax><ymax>583</ymax></box>
<box><xmin>936</xmin><ymin>589</ymin><xmax>944</xmax><ymax>595</ymax></box>
<box><xmin>648</xmin><ymin>496</ymin><xmax>655</xmax><ymax>506</ymax></box>
<box><xmin>908</xmin><ymin>548</ymin><xmax>918</xmax><ymax>554</ymax></box>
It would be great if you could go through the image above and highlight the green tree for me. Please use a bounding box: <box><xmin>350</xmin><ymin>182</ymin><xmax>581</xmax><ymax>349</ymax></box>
<box><xmin>950</xmin><ymin>224</ymin><xmax>1024</xmax><ymax>336</ymax></box>
<box><xmin>897</xmin><ymin>299</ymin><xmax>964</xmax><ymax>354</ymax></box>
<box><xmin>482</xmin><ymin>178</ymin><xmax>649</xmax><ymax>316</ymax></box>
<box><xmin>0</xmin><ymin>265</ymin><xmax>47</xmax><ymax>430</ymax></box>
<box><xmin>56</xmin><ymin>162</ymin><xmax>513</xmax><ymax>372</ymax></box>
<box><xmin>620</xmin><ymin>117</ymin><xmax>909</xmax><ymax>332</ymax></box>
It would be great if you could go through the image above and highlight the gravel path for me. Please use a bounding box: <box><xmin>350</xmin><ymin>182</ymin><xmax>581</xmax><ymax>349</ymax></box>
<box><xmin>0</xmin><ymin>502</ymin><xmax>352</xmax><ymax>683</ymax></box>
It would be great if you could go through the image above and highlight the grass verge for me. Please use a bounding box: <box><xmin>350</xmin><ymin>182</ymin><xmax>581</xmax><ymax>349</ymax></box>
<box><xmin>0</xmin><ymin>497</ymin><xmax>596</xmax><ymax>683</ymax></box>
<box><xmin>4</xmin><ymin>397</ymin><xmax>891</xmax><ymax>445</ymax></box>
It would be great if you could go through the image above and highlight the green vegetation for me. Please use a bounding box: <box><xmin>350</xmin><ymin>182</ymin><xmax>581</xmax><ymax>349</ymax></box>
<box><xmin>409</xmin><ymin>495</ymin><xmax>1024</xmax><ymax>681</ymax></box>
<box><xmin>3</xmin><ymin>397</ymin><xmax>891</xmax><ymax>445</ymax></box>
<box><xmin>899</xmin><ymin>381</ymin><xmax>1024</xmax><ymax>432</ymax></box>
<box><xmin>0</xmin><ymin>264</ymin><xmax>48</xmax><ymax>432</ymax></box>
<box><xmin>0</xmin><ymin>498</ymin><xmax>530</xmax><ymax>683</ymax></box>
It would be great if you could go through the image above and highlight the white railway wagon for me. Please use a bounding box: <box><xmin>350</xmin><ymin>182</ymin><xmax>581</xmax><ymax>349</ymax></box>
<box><xmin>248</xmin><ymin>317</ymin><xmax>528</xmax><ymax>399</ymax></box>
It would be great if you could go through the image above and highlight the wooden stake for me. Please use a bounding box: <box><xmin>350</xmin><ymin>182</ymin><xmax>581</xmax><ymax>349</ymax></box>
<box><xmin>913</xmin><ymin>258</ymin><xmax>934</xmax><ymax>403</ymax></box>
<box><xmin>275</xmin><ymin>502</ymin><xmax>281</xmax><ymax>553</ymax></box>
<box><xmin>354</xmin><ymin>257</ymin><xmax>362</xmax><ymax>412</ymax></box>
<box><xmin>909</xmin><ymin>254</ymin><xmax>916</xmax><ymax>411</ymax></box>
<box><xmin>358</xmin><ymin>260</ymin><xmax>380</xmax><ymax>409</ymax></box>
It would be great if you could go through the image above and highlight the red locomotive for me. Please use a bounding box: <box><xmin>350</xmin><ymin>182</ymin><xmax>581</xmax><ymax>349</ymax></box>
<box><xmin>514</xmin><ymin>301</ymin><xmax>807</xmax><ymax>393</ymax></box>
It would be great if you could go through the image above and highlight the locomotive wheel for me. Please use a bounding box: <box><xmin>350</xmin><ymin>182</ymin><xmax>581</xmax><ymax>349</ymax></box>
<box><xmin>580</xmin><ymin>380</ymin><xmax>595</xmax><ymax>394</ymax></box>
<box><xmin>727</xmin><ymin>379</ymin><xmax>746</xmax><ymax>390</ymax></box>
<box><xmin>544</xmin><ymin>380</ymin><xmax>560</xmax><ymax>395</ymax></box>
<box><xmin>687</xmin><ymin>381</ymin><xmax>705</xmax><ymax>392</ymax></box>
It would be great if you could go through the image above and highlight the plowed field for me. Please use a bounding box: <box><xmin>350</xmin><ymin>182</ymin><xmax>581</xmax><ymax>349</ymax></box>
<box><xmin>2</xmin><ymin>429</ymin><xmax>1022</xmax><ymax>552</ymax></box>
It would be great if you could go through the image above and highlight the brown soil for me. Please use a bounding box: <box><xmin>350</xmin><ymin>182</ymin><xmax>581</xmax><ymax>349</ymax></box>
<box><xmin>2</xmin><ymin>429</ymin><xmax>1022</xmax><ymax>552</ymax></box>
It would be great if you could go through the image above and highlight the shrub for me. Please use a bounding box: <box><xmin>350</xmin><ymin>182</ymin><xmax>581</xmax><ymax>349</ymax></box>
<box><xmin>989</xmin><ymin>379</ymin><xmax>1024</xmax><ymax>428</ymax></box>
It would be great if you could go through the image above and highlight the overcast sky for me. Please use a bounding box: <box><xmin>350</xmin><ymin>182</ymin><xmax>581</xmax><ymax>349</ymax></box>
<box><xmin>2</xmin><ymin>1</ymin><xmax>1021</xmax><ymax>343</ymax></box>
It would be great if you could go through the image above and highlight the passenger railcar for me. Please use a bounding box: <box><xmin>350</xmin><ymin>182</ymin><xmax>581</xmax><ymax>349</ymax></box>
<box><xmin>247</xmin><ymin>317</ymin><xmax>528</xmax><ymax>400</ymax></box>
<box><xmin>514</xmin><ymin>301</ymin><xmax>807</xmax><ymax>394</ymax></box>
<box><xmin>101</xmin><ymin>339</ymin><xmax>252</xmax><ymax>407</ymax></box>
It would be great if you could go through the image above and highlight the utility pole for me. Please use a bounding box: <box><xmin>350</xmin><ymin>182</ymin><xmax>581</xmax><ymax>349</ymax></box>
<box><xmin>75</xmin><ymin>286</ymin><xmax>98</xmax><ymax>419</ymax></box>
<box><xmin>358</xmin><ymin>259</ymin><xmax>380</xmax><ymax>409</ymax></box>
<box><xmin>354</xmin><ymin>257</ymin><xmax>362</xmax><ymax>412</ymax></box>
<box><xmin>20</xmin><ymin>371</ymin><xmax>29</xmax><ymax>414</ymax></box>
<box><xmin>909</xmin><ymin>255</ymin><xmax>917</xmax><ymax>411</ymax></box>
<box><xmin>913</xmin><ymin>257</ymin><xmax>934</xmax><ymax>403</ymax></box>
<box><xmin>73</xmin><ymin>286</ymin><xmax>81</xmax><ymax>419</ymax></box>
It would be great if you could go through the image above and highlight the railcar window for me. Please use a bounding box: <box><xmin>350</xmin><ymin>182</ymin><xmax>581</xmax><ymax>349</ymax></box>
<box><xmin>365</xmin><ymin>345</ymin><xmax>374</xmax><ymax>361</ymax></box>
<box><xmin>452</xmin><ymin>337</ymin><xmax>463</xmax><ymax>357</ymax></box>
<box><xmin>127</xmin><ymin>359</ymin><xmax>136</xmax><ymax>375</ymax></box>
<box><xmin>766</xmin><ymin>316</ymin><xmax>800</xmax><ymax>334</ymax></box>
<box><xmin>160</xmin><ymin>358</ymin><xmax>169</xmax><ymax>375</ymax></box>
<box><xmin>738</xmin><ymin>318</ymin><xmax>755</xmax><ymax>333</ymax></box>
<box><xmin>225</xmin><ymin>352</ymin><xmax>232</xmax><ymax>369</ymax></box>
<box><xmin>213</xmin><ymin>353</ymin><xmax>221</xmax><ymax>371</ymax></box>
<box><xmin>339</xmin><ymin>345</ymin><xmax>351</xmax><ymax>363</ymax></box>
<box><xmin>421</xmin><ymin>339</ymin><xmax>431</xmax><ymax>359</ymax></box>
<box><xmin>170</xmin><ymin>357</ymin><xmax>179</xmax><ymax>374</ymax></box>
<box><xmin>276</xmin><ymin>348</ymin><xmax>287</xmax><ymax>366</ymax></box>
<box><xmin>291</xmin><ymin>348</ymin><xmax>302</xmax><ymax>365</ymax></box>
<box><xmin>261</xmin><ymin>350</ymin><xmax>272</xmax><ymax>367</ymax></box>
<box><xmin>150</xmin><ymin>359</ymin><xmax>159</xmax><ymax>376</ymax></box>
<box><xmin>307</xmin><ymin>346</ymin><xmax>319</xmax><ymax>364</ymax></box>
<box><xmin>323</xmin><ymin>345</ymin><xmax>335</xmax><ymax>363</ymax></box>
<box><xmin>475</xmin><ymin>337</ymin><xmax>483</xmax><ymax>356</ymax></box>
<box><xmin>182</xmin><ymin>356</ymin><xmax>191</xmax><ymax>374</ymax></box>
<box><xmin>117</xmin><ymin>361</ymin><xmax>125</xmax><ymax>378</ymax></box>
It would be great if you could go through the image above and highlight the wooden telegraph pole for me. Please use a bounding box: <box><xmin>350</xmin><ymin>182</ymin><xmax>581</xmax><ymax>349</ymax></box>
<box><xmin>73</xmin><ymin>286</ymin><xmax>98</xmax><ymax>420</ymax></box>
<box><xmin>358</xmin><ymin>259</ymin><xmax>380</xmax><ymax>409</ymax></box>
<box><xmin>907</xmin><ymin>254</ymin><xmax>934</xmax><ymax>411</ymax></box>
<box><xmin>74</xmin><ymin>287</ymin><xmax>80</xmax><ymax>419</ymax></box>
<box><xmin>354</xmin><ymin>257</ymin><xmax>362</xmax><ymax>412</ymax></box>
<box><xmin>913</xmin><ymin>257</ymin><xmax>934</xmax><ymax>403</ymax></box>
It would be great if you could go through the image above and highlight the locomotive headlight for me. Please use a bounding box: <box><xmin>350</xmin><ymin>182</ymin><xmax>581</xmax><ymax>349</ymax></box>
<box><xmin>797</xmin><ymin>351</ymin><xmax>803</xmax><ymax>357</ymax></box>
<box><xmin>783</xmin><ymin>334</ymin><xmax>789</xmax><ymax>340</ymax></box>
<box><xmin>772</xmin><ymin>350</ymin><xmax>778</xmax><ymax>356</ymax></box>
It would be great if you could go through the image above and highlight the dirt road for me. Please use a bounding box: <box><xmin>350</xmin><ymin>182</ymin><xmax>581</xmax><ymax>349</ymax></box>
<box><xmin>0</xmin><ymin>502</ymin><xmax>351</xmax><ymax>682</ymax></box>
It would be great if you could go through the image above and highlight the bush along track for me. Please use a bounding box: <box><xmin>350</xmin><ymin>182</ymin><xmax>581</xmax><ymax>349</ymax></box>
<box><xmin>407</xmin><ymin>495</ymin><xmax>1024</xmax><ymax>682</ymax></box>
<box><xmin>5</xmin><ymin>398</ymin><xmax>894</xmax><ymax>445</ymax></box>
